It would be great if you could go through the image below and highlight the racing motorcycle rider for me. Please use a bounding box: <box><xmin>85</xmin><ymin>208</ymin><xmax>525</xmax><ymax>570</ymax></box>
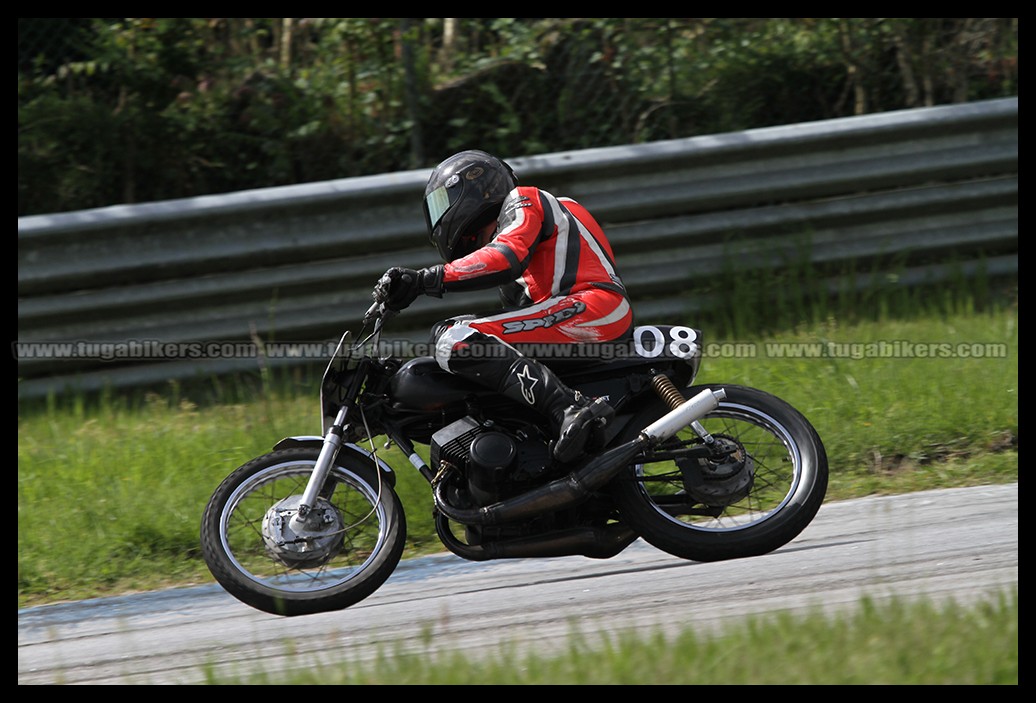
<box><xmin>375</xmin><ymin>149</ymin><xmax>634</xmax><ymax>464</ymax></box>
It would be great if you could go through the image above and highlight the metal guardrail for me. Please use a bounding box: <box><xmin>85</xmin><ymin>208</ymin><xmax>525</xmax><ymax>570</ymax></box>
<box><xmin>17</xmin><ymin>97</ymin><xmax>1018</xmax><ymax>399</ymax></box>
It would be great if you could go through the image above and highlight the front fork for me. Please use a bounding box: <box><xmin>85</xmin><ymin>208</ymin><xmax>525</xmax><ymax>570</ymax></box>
<box><xmin>288</xmin><ymin>404</ymin><xmax>349</xmax><ymax>532</ymax></box>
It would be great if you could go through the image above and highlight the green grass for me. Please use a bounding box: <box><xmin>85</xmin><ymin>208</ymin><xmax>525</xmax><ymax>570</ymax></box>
<box><xmin>17</xmin><ymin>290</ymin><xmax>1017</xmax><ymax>608</ymax></box>
<box><xmin>203</xmin><ymin>588</ymin><xmax>1018</xmax><ymax>685</ymax></box>
<box><xmin>17</xmin><ymin>279</ymin><xmax>1019</xmax><ymax>685</ymax></box>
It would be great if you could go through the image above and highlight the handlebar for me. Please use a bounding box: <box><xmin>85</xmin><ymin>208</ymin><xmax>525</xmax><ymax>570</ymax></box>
<box><xmin>365</xmin><ymin>271</ymin><xmax>401</xmax><ymax>327</ymax></box>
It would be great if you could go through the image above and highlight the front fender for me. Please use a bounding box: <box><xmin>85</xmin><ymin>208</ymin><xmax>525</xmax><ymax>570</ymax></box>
<box><xmin>273</xmin><ymin>436</ymin><xmax>397</xmax><ymax>487</ymax></box>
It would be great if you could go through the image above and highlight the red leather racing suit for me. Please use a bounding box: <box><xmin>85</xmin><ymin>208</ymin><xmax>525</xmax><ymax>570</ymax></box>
<box><xmin>433</xmin><ymin>186</ymin><xmax>632</xmax><ymax>372</ymax></box>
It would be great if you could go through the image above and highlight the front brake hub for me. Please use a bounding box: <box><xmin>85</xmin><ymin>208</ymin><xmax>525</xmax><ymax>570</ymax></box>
<box><xmin>261</xmin><ymin>495</ymin><xmax>345</xmax><ymax>569</ymax></box>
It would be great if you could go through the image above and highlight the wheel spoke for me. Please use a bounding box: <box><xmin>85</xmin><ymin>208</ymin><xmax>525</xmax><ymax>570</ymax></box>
<box><xmin>220</xmin><ymin>460</ymin><xmax>388</xmax><ymax>593</ymax></box>
<box><xmin>635</xmin><ymin>403</ymin><xmax>801</xmax><ymax>531</ymax></box>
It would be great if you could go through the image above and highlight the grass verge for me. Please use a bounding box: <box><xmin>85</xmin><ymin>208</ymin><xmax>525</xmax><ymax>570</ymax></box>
<box><xmin>203</xmin><ymin>588</ymin><xmax>1018</xmax><ymax>685</ymax></box>
<box><xmin>18</xmin><ymin>302</ymin><xmax>1017</xmax><ymax>608</ymax></box>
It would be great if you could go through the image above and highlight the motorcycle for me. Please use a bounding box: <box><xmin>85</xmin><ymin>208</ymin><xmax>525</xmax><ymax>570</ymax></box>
<box><xmin>200</xmin><ymin>296</ymin><xmax>828</xmax><ymax>617</ymax></box>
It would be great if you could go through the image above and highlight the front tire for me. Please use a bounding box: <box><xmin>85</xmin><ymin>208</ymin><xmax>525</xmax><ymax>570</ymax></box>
<box><xmin>200</xmin><ymin>447</ymin><xmax>406</xmax><ymax>616</ymax></box>
<box><xmin>611</xmin><ymin>384</ymin><xmax>827</xmax><ymax>562</ymax></box>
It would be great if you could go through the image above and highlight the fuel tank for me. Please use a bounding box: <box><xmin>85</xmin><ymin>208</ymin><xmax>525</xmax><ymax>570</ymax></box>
<box><xmin>388</xmin><ymin>356</ymin><xmax>495</xmax><ymax>413</ymax></box>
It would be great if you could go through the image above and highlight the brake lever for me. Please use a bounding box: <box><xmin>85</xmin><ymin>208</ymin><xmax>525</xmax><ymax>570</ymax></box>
<box><xmin>363</xmin><ymin>299</ymin><xmax>383</xmax><ymax>324</ymax></box>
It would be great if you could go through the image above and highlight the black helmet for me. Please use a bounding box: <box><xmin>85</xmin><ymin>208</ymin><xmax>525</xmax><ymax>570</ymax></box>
<box><xmin>423</xmin><ymin>150</ymin><xmax>518</xmax><ymax>262</ymax></box>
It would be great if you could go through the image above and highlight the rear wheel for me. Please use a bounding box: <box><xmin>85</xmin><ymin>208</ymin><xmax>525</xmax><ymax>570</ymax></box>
<box><xmin>611</xmin><ymin>385</ymin><xmax>827</xmax><ymax>562</ymax></box>
<box><xmin>200</xmin><ymin>447</ymin><xmax>406</xmax><ymax>616</ymax></box>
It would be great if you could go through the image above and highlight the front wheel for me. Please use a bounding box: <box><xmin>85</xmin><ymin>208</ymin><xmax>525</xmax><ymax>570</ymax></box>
<box><xmin>200</xmin><ymin>447</ymin><xmax>406</xmax><ymax>616</ymax></box>
<box><xmin>611</xmin><ymin>384</ymin><xmax>827</xmax><ymax>562</ymax></box>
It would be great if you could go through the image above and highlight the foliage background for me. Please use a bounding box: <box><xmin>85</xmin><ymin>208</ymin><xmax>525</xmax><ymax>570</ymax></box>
<box><xmin>18</xmin><ymin>18</ymin><xmax>1018</xmax><ymax>217</ymax></box>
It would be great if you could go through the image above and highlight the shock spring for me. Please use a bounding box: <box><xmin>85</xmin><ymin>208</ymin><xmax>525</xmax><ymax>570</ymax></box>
<box><xmin>651</xmin><ymin>373</ymin><xmax>684</xmax><ymax>411</ymax></box>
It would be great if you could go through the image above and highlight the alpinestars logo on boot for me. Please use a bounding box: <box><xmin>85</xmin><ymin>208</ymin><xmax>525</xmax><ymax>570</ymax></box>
<box><xmin>516</xmin><ymin>364</ymin><xmax>538</xmax><ymax>404</ymax></box>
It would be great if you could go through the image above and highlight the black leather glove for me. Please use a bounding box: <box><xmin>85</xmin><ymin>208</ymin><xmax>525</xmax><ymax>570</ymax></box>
<box><xmin>374</xmin><ymin>265</ymin><xmax>444</xmax><ymax>312</ymax></box>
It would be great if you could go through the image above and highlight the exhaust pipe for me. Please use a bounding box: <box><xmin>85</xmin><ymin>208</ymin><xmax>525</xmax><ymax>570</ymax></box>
<box><xmin>641</xmin><ymin>387</ymin><xmax>726</xmax><ymax>442</ymax></box>
<box><xmin>435</xmin><ymin>513</ymin><xmax>639</xmax><ymax>561</ymax></box>
<box><xmin>434</xmin><ymin>387</ymin><xmax>726</xmax><ymax>526</ymax></box>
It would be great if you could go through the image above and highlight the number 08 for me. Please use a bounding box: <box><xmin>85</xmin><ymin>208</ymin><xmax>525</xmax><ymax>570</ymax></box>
<box><xmin>633</xmin><ymin>326</ymin><xmax>698</xmax><ymax>359</ymax></box>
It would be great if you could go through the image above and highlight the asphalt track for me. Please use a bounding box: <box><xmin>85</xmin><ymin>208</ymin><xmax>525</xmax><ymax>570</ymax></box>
<box><xmin>18</xmin><ymin>482</ymin><xmax>1018</xmax><ymax>685</ymax></box>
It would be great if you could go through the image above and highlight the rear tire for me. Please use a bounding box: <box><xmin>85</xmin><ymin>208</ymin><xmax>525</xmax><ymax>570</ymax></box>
<box><xmin>611</xmin><ymin>384</ymin><xmax>827</xmax><ymax>562</ymax></box>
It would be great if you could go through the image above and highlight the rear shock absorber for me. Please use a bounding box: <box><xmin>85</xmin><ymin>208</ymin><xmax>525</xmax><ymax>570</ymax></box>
<box><xmin>651</xmin><ymin>373</ymin><xmax>684</xmax><ymax>411</ymax></box>
<box><xmin>651</xmin><ymin>373</ymin><xmax>717</xmax><ymax>446</ymax></box>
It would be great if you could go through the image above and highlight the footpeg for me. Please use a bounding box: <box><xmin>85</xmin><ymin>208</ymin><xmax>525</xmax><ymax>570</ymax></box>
<box><xmin>554</xmin><ymin>397</ymin><xmax>614</xmax><ymax>463</ymax></box>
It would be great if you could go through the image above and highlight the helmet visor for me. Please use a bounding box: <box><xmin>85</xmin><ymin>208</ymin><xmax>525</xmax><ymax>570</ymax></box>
<box><xmin>425</xmin><ymin>185</ymin><xmax>452</xmax><ymax>230</ymax></box>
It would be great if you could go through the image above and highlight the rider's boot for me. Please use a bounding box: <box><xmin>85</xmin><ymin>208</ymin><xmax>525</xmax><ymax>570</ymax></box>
<box><xmin>439</xmin><ymin>329</ymin><xmax>613</xmax><ymax>463</ymax></box>
<box><xmin>497</xmin><ymin>355</ymin><xmax>615</xmax><ymax>463</ymax></box>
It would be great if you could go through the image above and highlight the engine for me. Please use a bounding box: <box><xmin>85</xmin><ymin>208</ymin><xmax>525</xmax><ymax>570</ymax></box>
<box><xmin>430</xmin><ymin>416</ymin><xmax>551</xmax><ymax>506</ymax></box>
